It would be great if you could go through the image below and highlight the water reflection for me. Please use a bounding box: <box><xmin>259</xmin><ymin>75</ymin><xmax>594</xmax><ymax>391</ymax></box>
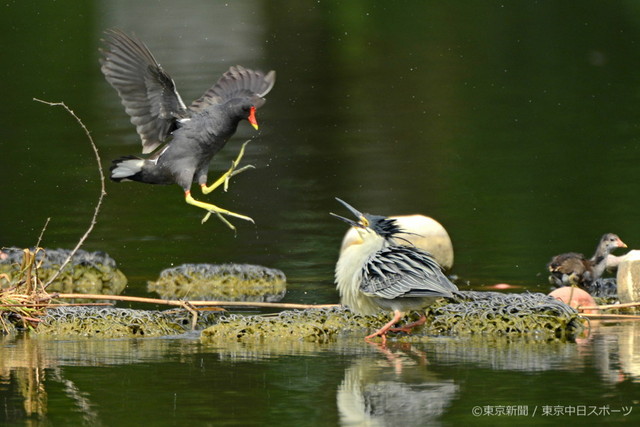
<box><xmin>1</xmin><ymin>322</ymin><xmax>640</xmax><ymax>424</ymax></box>
<box><xmin>580</xmin><ymin>321</ymin><xmax>640</xmax><ymax>385</ymax></box>
<box><xmin>0</xmin><ymin>335</ymin><xmax>195</xmax><ymax>423</ymax></box>
<box><xmin>337</xmin><ymin>343</ymin><xmax>458</xmax><ymax>427</ymax></box>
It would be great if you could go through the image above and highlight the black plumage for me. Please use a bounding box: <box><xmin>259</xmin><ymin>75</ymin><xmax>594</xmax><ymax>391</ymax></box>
<box><xmin>100</xmin><ymin>29</ymin><xmax>276</xmax><ymax>227</ymax></box>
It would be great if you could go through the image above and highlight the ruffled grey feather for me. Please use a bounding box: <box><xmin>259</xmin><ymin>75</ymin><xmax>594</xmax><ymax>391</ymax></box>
<box><xmin>362</xmin><ymin>246</ymin><xmax>456</xmax><ymax>300</ymax></box>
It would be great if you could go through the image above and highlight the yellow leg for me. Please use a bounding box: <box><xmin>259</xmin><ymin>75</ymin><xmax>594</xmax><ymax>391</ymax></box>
<box><xmin>201</xmin><ymin>140</ymin><xmax>254</xmax><ymax>195</ymax></box>
<box><xmin>185</xmin><ymin>191</ymin><xmax>254</xmax><ymax>229</ymax></box>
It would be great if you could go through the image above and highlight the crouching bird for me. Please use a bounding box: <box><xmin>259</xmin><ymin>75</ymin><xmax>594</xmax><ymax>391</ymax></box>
<box><xmin>547</xmin><ymin>233</ymin><xmax>627</xmax><ymax>288</ymax></box>
<box><xmin>100</xmin><ymin>29</ymin><xmax>276</xmax><ymax>229</ymax></box>
<box><xmin>331</xmin><ymin>198</ymin><xmax>459</xmax><ymax>344</ymax></box>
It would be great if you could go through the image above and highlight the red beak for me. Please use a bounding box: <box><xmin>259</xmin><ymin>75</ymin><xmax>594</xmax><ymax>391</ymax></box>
<box><xmin>248</xmin><ymin>106</ymin><xmax>258</xmax><ymax>130</ymax></box>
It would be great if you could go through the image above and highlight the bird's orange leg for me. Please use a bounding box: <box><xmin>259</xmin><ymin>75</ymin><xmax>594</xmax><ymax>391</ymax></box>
<box><xmin>201</xmin><ymin>140</ymin><xmax>254</xmax><ymax>195</ymax></box>
<box><xmin>365</xmin><ymin>310</ymin><xmax>405</xmax><ymax>344</ymax></box>
<box><xmin>388</xmin><ymin>314</ymin><xmax>427</xmax><ymax>334</ymax></box>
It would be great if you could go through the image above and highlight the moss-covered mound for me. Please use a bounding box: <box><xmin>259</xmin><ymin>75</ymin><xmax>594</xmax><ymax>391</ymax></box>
<box><xmin>26</xmin><ymin>291</ymin><xmax>583</xmax><ymax>341</ymax></box>
<box><xmin>428</xmin><ymin>291</ymin><xmax>581</xmax><ymax>339</ymax></box>
<box><xmin>148</xmin><ymin>263</ymin><xmax>286</xmax><ymax>302</ymax></box>
<box><xmin>201</xmin><ymin>291</ymin><xmax>584</xmax><ymax>344</ymax></box>
<box><xmin>35</xmin><ymin>306</ymin><xmax>221</xmax><ymax>338</ymax></box>
<box><xmin>0</xmin><ymin>247</ymin><xmax>127</xmax><ymax>295</ymax></box>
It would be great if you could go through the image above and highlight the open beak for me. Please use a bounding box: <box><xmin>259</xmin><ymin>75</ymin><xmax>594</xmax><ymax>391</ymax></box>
<box><xmin>330</xmin><ymin>198</ymin><xmax>365</xmax><ymax>228</ymax></box>
<box><xmin>248</xmin><ymin>106</ymin><xmax>259</xmax><ymax>130</ymax></box>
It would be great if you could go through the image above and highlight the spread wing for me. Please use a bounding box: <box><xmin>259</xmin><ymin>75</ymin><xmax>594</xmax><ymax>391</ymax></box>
<box><xmin>189</xmin><ymin>65</ymin><xmax>276</xmax><ymax>112</ymax></box>
<box><xmin>362</xmin><ymin>246</ymin><xmax>457</xmax><ymax>300</ymax></box>
<box><xmin>100</xmin><ymin>29</ymin><xmax>188</xmax><ymax>154</ymax></box>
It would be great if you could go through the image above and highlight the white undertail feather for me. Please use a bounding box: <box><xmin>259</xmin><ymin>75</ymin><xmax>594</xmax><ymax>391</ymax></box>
<box><xmin>335</xmin><ymin>230</ymin><xmax>386</xmax><ymax>315</ymax></box>
<box><xmin>111</xmin><ymin>158</ymin><xmax>145</xmax><ymax>179</ymax></box>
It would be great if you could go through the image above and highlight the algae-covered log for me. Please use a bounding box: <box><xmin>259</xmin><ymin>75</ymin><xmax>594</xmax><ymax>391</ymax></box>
<box><xmin>0</xmin><ymin>247</ymin><xmax>127</xmax><ymax>296</ymax></box>
<box><xmin>148</xmin><ymin>263</ymin><xmax>286</xmax><ymax>302</ymax></box>
<box><xmin>201</xmin><ymin>291</ymin><xmax>584</xmax><ymax>344</ymax></box>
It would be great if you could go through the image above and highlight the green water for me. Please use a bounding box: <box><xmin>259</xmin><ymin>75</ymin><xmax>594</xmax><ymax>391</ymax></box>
<box><xmin>2</xmin><ymin>0</ymin><xmax>640</xmax><ymax>425</ymax></box>
<box><xmin>1</xmin><ymin>324</ymin><xmax>638</xmax><ymax>426</ymax></box>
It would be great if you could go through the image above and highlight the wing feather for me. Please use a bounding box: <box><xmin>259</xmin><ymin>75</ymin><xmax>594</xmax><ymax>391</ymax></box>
<box><xmin>189</xmin><ymin>65</ymin><xmax>276</xmax><ymax>112</ymax></box>
<box><xmin>100</xmin><ymin>29</ymin><xmax>188</xmax><ymax>154</ymax></box>
<box><xmin>361</xmin><ymin>246</ymin><xmax>457</xmax><ymax>300</ymax></box>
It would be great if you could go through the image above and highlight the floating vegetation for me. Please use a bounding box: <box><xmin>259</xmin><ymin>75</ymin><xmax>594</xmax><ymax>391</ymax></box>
<box><xmin>0</xmin><ymin>247</ymin><xmax>127</xmax><ymax>296</ymax></box>
<box><xmin>201</xmin><ymin>306</ymin><xmax>379</xmax><ymax>344</ymax></box>
<box><xmin>35</xmin><ymin>306</ymin><xmax>222</xmax><ymax>338</ymax></box>
<box><xmin>148</xmin><ymin>263</ymin><xmax>286</xmax><ymax>302</ymax></box>
<box><xmin>201</xmin><ymin>291</ymin><xmax>585</xmax><ymax>344</ymax></box>
<box><xmin>427</xmin><ymin>291</ymin><xmax>582</xmax><ymax>340</ymax></box>
<box><xmin>1</xmin><ymin>248</ymin><xmax>56</xmax><ymax>333</ymax></box>
<box><xmin>0</xmin><ymin>289</ymin><xmax>42</xmax><ymax>334</ymax></box>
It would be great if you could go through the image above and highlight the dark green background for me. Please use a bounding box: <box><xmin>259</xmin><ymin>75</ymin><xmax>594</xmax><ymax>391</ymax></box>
<box><xmin>1</xmin><ymin>1</ymin><xmax>639</xmax><ymax>425</ymax></box>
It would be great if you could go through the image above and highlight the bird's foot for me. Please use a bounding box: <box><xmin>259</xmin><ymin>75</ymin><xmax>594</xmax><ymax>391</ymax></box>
<box><xmin>388</xmin><ymin>315</ymin><xmax>427</xmax><ymax>334</ymax></box>
<box><xmin>365</xmin><ymin>310</ymin><xmax>405</xmax><ymax>345</ymax></box>
<box><xmin>200</xmin><ymin>208</ymin><xmax>254</xmax><ymax>230</ymax></box>
<box><xmin>365</xmin><ymin>330</ymin><xmax>388</xmax><ymax>346</ymax></box>
<box><xmin>185</xmin><ymin>191</ymin><xmax>254</xmax><ymax>231</ymax></box>
<box><xmin>201</xmin><ymin>140</ymin><xmax>254</xmax><ymax>195</ymax></box>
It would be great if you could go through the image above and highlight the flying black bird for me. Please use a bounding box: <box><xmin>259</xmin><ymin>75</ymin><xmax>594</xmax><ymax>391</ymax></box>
<box><xmin>100</xmin><ymin>29</ymin><xmax>276</xmax><ymax>229</ymax></box>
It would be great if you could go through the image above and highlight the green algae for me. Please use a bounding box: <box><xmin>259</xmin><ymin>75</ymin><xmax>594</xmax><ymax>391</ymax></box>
<box><xmin>147</xmin><ymin>263</ymin><xmax>286</xmax><ymax>302</ymax></box>
<box><xmin>0</xmin><ymin>247</ymin><xmax>127</xmax><ymax>296</ymax></box>
<box><xmin>201</xmin><ymin>307</ymin><xmax>387</xmax><ymax>344</ymax></box>
<box><xmin>35</xmin><ymin>307</ymin><xmax>222</xmax><ymax>338</ymax></box>
<box><xmin>426</xmin><ymin>291</ymin><xmax>582</xmax><ymax>340</ymax></box>
<box><xmin>201</xmin><ymin>291</ymin><xmax>584</xmax><ymax>344</ymax></box>
<box><xmin>15</xmin><ymin>290</ymin><xmax>584</xmax><ymax>341</ymax></box>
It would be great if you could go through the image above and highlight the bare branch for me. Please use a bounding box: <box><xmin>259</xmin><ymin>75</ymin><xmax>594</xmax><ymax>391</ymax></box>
<box><xmin>33</xmin><ymin>99</ymin><xmax>107</xmax><ymax>289</ymax></box>
<box><xmin>36</xmin><ymin>217</ymin><xmax>51</xmax><ymax>248</ymax></box>
<box><xmin>579</xmin><ymin>301</ymin><xmax>640</xmax><ymax>310</ymax></box>
<box><xmin>54</xmin><ymin>293</ymin><xmax>339</xmax><ymax>310</ymax></box>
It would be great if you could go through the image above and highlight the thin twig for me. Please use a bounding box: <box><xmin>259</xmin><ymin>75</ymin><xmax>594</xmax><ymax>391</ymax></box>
<box><xmin>180</xmin><ymin>300</ymin><xmax>199</xmax><ymax>329</ymax></box>
<box><xmin>580</xmin><ymin>313</ymin><xmax>640</xmax><ymax>320</ymax></box>
<box><xmin>54</xmin><ymin>293</ymin><xmax>339</xmax><ymax>310</ymax></box>
<box><xmin>0</xmin><ymin>303</ymin><xmax>113</xmax><ymax>308</ymax></box>
<box><xmin>580</xmin><ymin>301</ymin><xmax>640</xmax><ymax>311</ymax></box>
<box><xmin>54</xmin><ymin>293</ymin><xmax>225</xmax><ymax>310</ymax></box>
<box><xmin>33</xmin><ymin>219</ymin><xmax>51</xmax><ymax>293</ymax></box>
<box><xmin>36</xmin><ymin>217</ymin><xmax>51</xmax><ymax>248</ymax></box>
<box><xmin>33</xmin><ymin>99</ymin><xmax>106</xmax><ymax>289</ymax></box>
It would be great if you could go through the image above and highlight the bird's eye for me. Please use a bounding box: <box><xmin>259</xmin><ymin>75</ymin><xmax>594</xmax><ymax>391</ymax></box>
<box><xmin>360</xmin><ymin>217</ymin><xmax>369</xmax><ymax>227</ymax></box>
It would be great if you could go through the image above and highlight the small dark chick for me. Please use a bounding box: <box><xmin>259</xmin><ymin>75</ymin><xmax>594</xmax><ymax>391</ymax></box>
<box><xmin>548</xmin><ymin>233</ymin><xmax>627</xmax><ymax>288</ymax></box>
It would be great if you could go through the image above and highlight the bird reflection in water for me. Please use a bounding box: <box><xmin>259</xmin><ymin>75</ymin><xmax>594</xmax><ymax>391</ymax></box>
<box><xmin>336</xmin><ymin>343</ymin><xmax>458</xmax><ymax>426</ymax></box>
